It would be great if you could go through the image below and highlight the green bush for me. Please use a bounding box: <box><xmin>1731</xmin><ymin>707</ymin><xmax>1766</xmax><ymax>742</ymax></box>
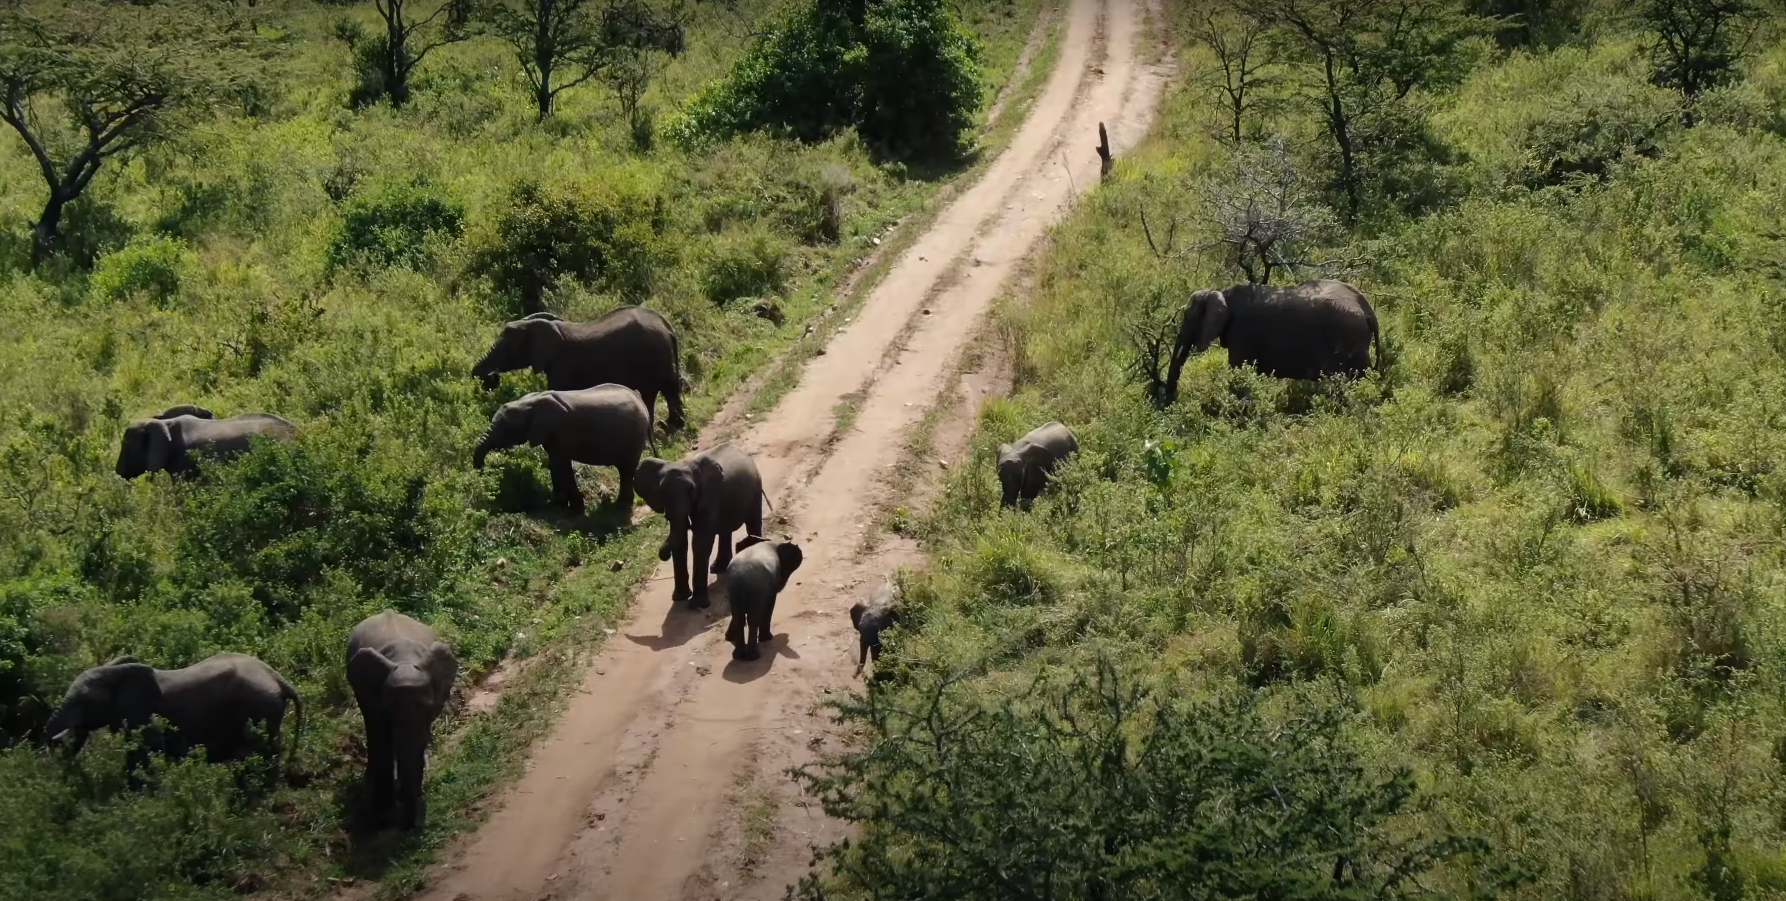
<box><xmin>795</xmin><ymin>656</ymin><xmax>1493</xmax><ymax>901</ymax></box>
<box><xmin>672</xmin><ymin>0</ymin><xmax>982</xmax><ymax>162</ymax></box>
<box><xmin>464</xmin><ymin>176</ymin><xmax>669</xmax><ymax>315</ymax></box>
<box><xmin>325</xmin><ymin>176</ymin><xmax>465</xmax><ymax>275</ymax></box>
<box><xmin>91</xmin><ymin>235</ymin><xmax>192</xmax><ymax>306</ymax></box>
<box><xmin>698</xmin><ymin>228</ymin><xmax>789</xmax><ymax>304</ymax></box>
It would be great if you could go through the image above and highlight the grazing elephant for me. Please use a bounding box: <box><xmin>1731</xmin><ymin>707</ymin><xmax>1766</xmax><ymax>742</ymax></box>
<box><xmin>850</xmin><ymin>578</ymin><xmax>902</xmax><ymax>676</ymax></box>
<box><xmin>715</xmin><ymin>536</ymin><xmax>803</xmax><ymax>661</ymax></box>
<box><xmin>45</xmin><ymin>653</ymin><xmax>303</xmax><ymax>766</ymax></box>
<box><xmin>998</xmin><ymin>421</ymin><xmax>1079</xmax><ymax>508</ymax></box>
<box><xmin>634</xmin><ymin>443</ymin><xmax>764</xmax><ymax>608</ymax></box>
<box><xmin>471</xmin><ymin>306</ymin><xmax>687</xmax><ymax>433</ymax></box>
<box><xmin>347</xmin><ymin>610</ymin><xmax>458</xmax><ymax>831</ymax></box>
<box><xmin>1163</xmin><ymin>279</ymin><xmax>1381</xmax><ymax>400</ymax></box>
<box><xmin>472</xmin><ymin>384</ymin><xmax>652</xmax><ymax>514</ymax></box>
<box><xmin>115</xmin><ymin>407</ymin><xmax>297</xmax><ymax>479</ymax></box>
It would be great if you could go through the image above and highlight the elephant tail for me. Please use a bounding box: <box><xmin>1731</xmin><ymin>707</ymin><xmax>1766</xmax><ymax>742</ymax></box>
<box><xmin>279</xmin><ymin>677</ymin><xmax>303</xmax><ymax>772</ymax></box>
<box><xmin>760</xmin><ymin>486</ymin><xmax>775</xmax><ymax>515</ymax></box>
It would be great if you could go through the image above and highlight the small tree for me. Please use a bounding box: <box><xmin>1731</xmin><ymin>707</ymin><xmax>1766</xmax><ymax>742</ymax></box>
<box><xmin>601</xmin><ymin>43</ymin><xmax>658</xmax><ymax>147</ymax></box>
<box><xmin>1190</xmin><ymin>0</ymin><xmax>1278</xmax><ymax>146</ymax></box>
<box><xmin>1199</xmin><ymin>137</ymin><xmax>1338</xmax><ymax>285</ymax></box>
<box><xmin>1640</xmin><ymin>0</ymin><xmax>1766</xmax><ymax>116</ymax></box>
<box><xmin>343</xmin><ymin>0</ymin><xmax>470</xmax><ymax>109</ymax></box>
<box><xmin>0</xmin><ymin>2</ymin><xmax>261</xmax><ymax>264</ymax></box>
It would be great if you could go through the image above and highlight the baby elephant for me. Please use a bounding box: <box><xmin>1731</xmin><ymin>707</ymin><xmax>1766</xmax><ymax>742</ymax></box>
<box><xmin>347</xmin><ymin>610</ymin><xmax>458</xmax><ymax>831</ymax></box>
<box><xmin>850</xmin><ymin>578</ymin><xmax>902</xmax><ymax>677</ymax></box>
<box><xmin>998</xmin><ymin>421</ymin><xmax>1079</xmax><ymax>508</ymax></box>
<box><xmin>115</xmin><ymin>406</ymin><xmax>297</xmax><ymax>479</ymax></box>
<box><xmin>45</xmin><ymin>652</ymin><xmax>303</xmax><ymax>766</ymax></box>
<box><xmin>714</xmin><ymin>535</ymin><xmax>803</xmax><ymax>661</ymax></box>
<box><xmin>472</xmin><ymin>384</ymin><xmax>652</xmax><ymax>513</ymax></box>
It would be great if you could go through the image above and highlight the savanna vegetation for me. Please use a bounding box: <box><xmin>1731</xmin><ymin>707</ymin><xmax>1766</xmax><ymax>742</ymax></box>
<box><xmin>0</xmin><ymin>0</ymin><xmax>1047</xmax><ymax>897</ymax></box>
<box><xmin>799</xmin><ymin>0</ymin><xmax>1786</xmax><ymax>898</ymax></box>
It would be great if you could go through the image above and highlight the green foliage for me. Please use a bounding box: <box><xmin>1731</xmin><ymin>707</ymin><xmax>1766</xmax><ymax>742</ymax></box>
<box><xmin>672</xmin><ymin>0</ymin><xmax>983</xmax><ymax>162</ymax></box>
<box><xmin>797</xmin><ymin>656</ymin><xmax>1494</xmax><ymax>901</ymax></box>
<box><xmin>464</xmin><ymin>173</ymin><xmax>668</xmax><ymax>314</ymax></box>
<box><xmin>326</xmin><ymin>176</ymin><xmax>465</xmax><ymax>274</ymax></box>
<box><xmin>91</xmin><ymin>236</ymin><xmax>193</xmax><ymax>307</ymax></box>
<box><xmin>698</xmin><ymin>227</ymin><xmax>789</xmax><ymax>304</ymax></box>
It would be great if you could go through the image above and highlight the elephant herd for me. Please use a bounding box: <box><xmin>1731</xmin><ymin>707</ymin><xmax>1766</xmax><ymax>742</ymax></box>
<box><xmin>65</xmin><ymin>278</ymin><xmax>1380</xmax><ymax>829</ymax></box>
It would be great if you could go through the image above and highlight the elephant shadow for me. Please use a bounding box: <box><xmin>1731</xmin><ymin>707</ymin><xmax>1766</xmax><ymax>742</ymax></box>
<box><xmin>537</xmin><ymin>497</ymin><xmax>636</xmax><ymax>540</ymax></box>
<box><xmin>622</xmin><ymin>581</ymin><xmax>728</xmax><ymax>651</ymax></box>
<box><xmin>332</xmin><ymin>777</ymin><xmax>428</xmax><ymax>877</ymax></box>
<box><xmin>721</xmin><ymin>637</ymin><xmax>799</xmax><ymax>684</ymax></box>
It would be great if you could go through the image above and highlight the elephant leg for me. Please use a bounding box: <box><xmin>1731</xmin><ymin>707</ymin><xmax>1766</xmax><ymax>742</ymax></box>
<box><xmin>664</xmin><ymin>381</ymin><xmax>686</xmax><ymax>433</ymax></box>
<box><xmin>548</xmin><ymin>453</ymin><xmax>584</xmax><ymax>514</ymax></box>
<box><xmin>364</xmin><ymin>716</ymin><xmax>394</xmax><ymax>816</ymax></box>
<box><xmin>639</xmin><ymin>390</ymin><xmax>660</xmax><ymax>434</ymax></box>
<box><xmin>756</xmin><ymin>595</ymin><xmax>777</xmax><ymax>648</ymax></box>
<box><xmin>395</xmin><ymin>730</ymin><xmax>427</xmax><ymax>830</ymax></box>
<box><xmin>614</xmin><ymin>465</ymin><xmax>635</xmax><ymax>511</ymax></box>
<box><xmin>725</xmin><ymin>605</ymin><xmax>746</xmax><ymax>647</ymax></box>
<box><xmin>713</xmin><ymin>526</ymin><xmax>734</xmax><ymax>573</ymax></box>
<box><xmin>669</xmin><ymin>527</ymin><xmax>691</xmax><ymax>604</ymax></box>
<box><xmin>689</xmin><ymin>529</ymin><xmax>715</xmax><ymax>608</ymax></box>
<box><xmin>745</xmin><ymin>505</ymin><xmax>764</xmax><ymax>546</ymax></box>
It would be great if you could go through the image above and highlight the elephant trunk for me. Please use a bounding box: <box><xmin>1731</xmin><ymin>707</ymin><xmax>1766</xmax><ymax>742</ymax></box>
<box><xmin>472</xmin><ymin>430</ymin><xmax>508</xmax><ymax>469</ymax></box>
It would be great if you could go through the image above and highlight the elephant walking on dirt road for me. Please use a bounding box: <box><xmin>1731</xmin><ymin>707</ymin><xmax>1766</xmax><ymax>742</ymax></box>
<box><xmin>472</xmin><ymin>306</ymin><xmax>687</xmax><ymax>433</ymax></box>
<box><xmin>347</xmin><ymin>610</ymin><xmax>458</xmax><ymax>831</ymax></box>
<box><xmin>716</xmin><ymin>536</ymin><xmax>803</xmax><ymax>661</ymax></box>
<box><xmin>634</xmin><ymin>443</ymin><xmax>765</xmax><ymax>609</ymax></box>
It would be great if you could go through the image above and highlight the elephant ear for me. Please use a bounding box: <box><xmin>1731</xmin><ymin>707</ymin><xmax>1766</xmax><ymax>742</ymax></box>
<box><xmin>634</xmin><ymin>458</ymin><xmax>668</xmax><ymax>512</ymax></box>
<box><xmin>692</xmin><ymin>454</ymin><xmax>726</xmax><ymax>514</ymax></box>
<box><xmin>421</xmin><ymin>641</ymin><xmax>459</xmax><ymax>711</ymax></box>
<box><xmin>774</xmin><ymin>543</ymin><xmax>803</xmax><ymax>589</ymax></box>
<box><xmin>1191</xmin><ymin>289</ymin><xmax>1230</xmax><ymax>352</ymax></box>
<box><xmin>347</xmin><ymin>647</ymin><xmax>396</xmax><ymax>695</ymax></box>
<box><xmin>109</xmin><ymin>663</ymin><xmax>161</xmax><ymax>730</ymax></box>
<box><xmin>525</xmin><ymin>394</ymin><xmax>569</xmax><ymax>447</ymax></box>
<box><xmin>525</xmin><ymin>318</ymin><xmax>565</xmax><ymax>373</ymax></box>
<box><xmin>143</xmin><ymin>419</ymin><xmax>176</xmax><ymax>474</ymax></box>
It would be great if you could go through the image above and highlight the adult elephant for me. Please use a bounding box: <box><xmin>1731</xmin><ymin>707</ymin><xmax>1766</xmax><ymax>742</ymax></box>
<box><xmin>998</xmin><ymin>421</ymin><xmax>1079</xmax><ymax>508</ymax></box>
<box><xmin>115</xmin><ymin>407</ymin><xmax>297</xmax><ymax>479</ymax></box>
<box><xmin>471</xmin><ymin>306</ymin><xmax>687</xmax><ymax>433</ymax></box>
<box><xmin>347</xmin><ymin>610</ymin><xmax>458</xmax><ymax>831</ymax></box>
<box><xmin>472</xmin><ymin>384</ymin><xmax>652</xmax><ymax>514</ymax></box>
<box><xmin>1163</xmin><ymin>279</ymin><xmax>1381</xmax><ymax>400</ymax></box>
<box><xmin>45</xmin><ymin>653</ymin><xmax>303</xmax><ymax>765</ymax></box>
<box><xmin>634</xmin><ymin>443</ymin><xmax>764</xmax><ymax>608</ymax></box>
<box><xmin>715</xmin><ymin>536</ymin><xmax>803</xmax><ymax>661</ymax></box>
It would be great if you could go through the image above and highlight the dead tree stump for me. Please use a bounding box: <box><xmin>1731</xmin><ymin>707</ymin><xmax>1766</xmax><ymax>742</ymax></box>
<box><xmin>1096</xmin><ymin>122</ymin><xmax>1113</xmax><ymax>181</ymax></box>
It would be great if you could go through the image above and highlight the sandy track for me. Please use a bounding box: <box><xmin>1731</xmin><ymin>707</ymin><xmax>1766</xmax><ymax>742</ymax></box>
<box><xmin>415</xmin><ymin>2</ymin><xmax>1167</xmax><ymax>899</ymax></box>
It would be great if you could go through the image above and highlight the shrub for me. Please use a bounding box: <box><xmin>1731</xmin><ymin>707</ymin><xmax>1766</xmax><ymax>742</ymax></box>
<box><xmin>794</xmin><ymin>656</ymin><xmax>1492</xmax><ymax>901</ymax></box>
<box><xmin>671</xmin><ymin>0</ymin><xmax>982</xmax><ymax>162</ymax></box>
<box><xmin>91</xmin><ymin>235</ymin><xmax>191</xmax><ymax>306</ymax></box>
<box><xmin>325</xmin><ymin>176</ymin><xmax>465</xmax><ymax>275</ymax></box>
<box><xmin>464</xmin><ymin>177</ymin><xmax>668</xmax><ymax>315</ymax></box>
<box><xmin>698</xmin><ymin>229</ymin><xmax>789</xmax><ymax>304</ymax></box>
<box><xmin>1515</xmin><ymin>71</ymin><xmax>1678</xmax><ymax>187</ymax></box>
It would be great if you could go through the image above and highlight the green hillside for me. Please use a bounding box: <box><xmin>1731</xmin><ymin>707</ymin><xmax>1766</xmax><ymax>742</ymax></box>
<box><xmin>800</xmin><ymin>2</ymin><xmax>1786</xmax><ymax>899</ymax></box>
<box><xmin>0</xmin><ymin>1</ymin><xmax>1043</xmax><ymax>897</ymax></box>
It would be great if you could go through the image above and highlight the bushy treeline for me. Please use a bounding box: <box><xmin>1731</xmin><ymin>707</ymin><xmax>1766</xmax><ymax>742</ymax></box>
<box><xmin>800</xmin><ymin>1</ymin><xmax>1786</xmax><ymax>899</ymax></box>
<box><xmin>0</xmin><ymin>0</ymin><xmax>1037</xmax><ymax>897</ymax></box>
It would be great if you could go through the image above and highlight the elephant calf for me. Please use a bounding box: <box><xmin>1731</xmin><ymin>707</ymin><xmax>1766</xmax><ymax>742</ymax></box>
<box><xmin>850</xmin><ymin>578</ymin><xmax>902</xmax><ymax>677</ymax></box>
<box><xmin>347</xmin><ymin>610</ymin><xmax>458</xmax><ymax>831</ymax></box>
<box><xmin>472</xmin><ymin>384</ymin><xmax>652</xmax><ymax>514</ymax></box>
<box><xmin>998</xmin><ymin>421</ymin><xmax>1079</xmax><ymax>508</ymax></box>
<box><xmin>115</xmin><ymin>406</ymin><xmax>297</xmax><ymax>479</ymax></box>
<box><xmin>715</xmin><ymin>536</ymin><xmax>803</xmax><ymax>661</ymax></box>
<box><xmin>46</xmin><ymin>653</ymin><xmax>303</xmax><ymax>766</ymax></box>
<box><xmin>635</xmin><ymin>443</ymin><xmax>765</xmax><ymax>608</ymax></box>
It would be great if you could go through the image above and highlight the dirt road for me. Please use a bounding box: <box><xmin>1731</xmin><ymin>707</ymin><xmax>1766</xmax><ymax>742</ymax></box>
<box><xmin>417</xmin><ymin>1</ymin><xmax>1168</xmax><ymax>898</ymax></box>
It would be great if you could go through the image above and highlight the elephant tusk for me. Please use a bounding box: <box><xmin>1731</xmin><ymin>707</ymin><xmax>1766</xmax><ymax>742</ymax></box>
<box><xmin>50</xmin><ymin>729</ymin><xmax>70</xmax><ymax>742</ymax></box>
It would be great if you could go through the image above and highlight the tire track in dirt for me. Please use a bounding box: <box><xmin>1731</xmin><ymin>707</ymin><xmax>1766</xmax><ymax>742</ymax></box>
<box><xmin>414</xmin><ymin>1</ymin><xmax>1168</xmax><ymax>898</ymax></box>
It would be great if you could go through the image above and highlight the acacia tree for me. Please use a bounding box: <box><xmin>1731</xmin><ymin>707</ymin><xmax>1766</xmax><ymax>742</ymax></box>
<box><xmin>1247</xmin><ymin>0</ymin><xmax>1483</xmax><ymax>221</ymax></box>
<box><xmin>353</xmin><ymin>0</ymin><xmax>471</xmax><ymax>108</ymax></box>
<box><xmin>0</xmin><ymin>1</ymin><xmax>259</xmax><ymax>264</ymax></box>
<box><xmin>483</xmin><ymin>0</ymin><xmax>680</xmax><ymax>120</ymax></box>
<box><xmin>1190</xmin><ymin>0</ymin><xmax>1278</xmax><ymax>146</ymax></box>
<box><xmin>1641</xmin><ymin>0</ymin><xmax>1766</xmax><ymax>115</ymax></box>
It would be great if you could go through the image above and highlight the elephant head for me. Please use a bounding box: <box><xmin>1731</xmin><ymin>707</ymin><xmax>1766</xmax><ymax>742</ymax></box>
<box><xmin>996</xmin><ymin>443</ymin><xmax>1055</xmax><ymax>508</ymax></box>
<box><xmin>346</xmin><ymin>643</ymin><xmax>456</xmax><ymax>723</ymax></box>
<box><xmin>1183</xmin><ymin>288</ymin><xmax>1232</xmax><ymax>354</ymax></box>
<box><xmin>472</xmin><ymin>392</ymin><xmax>566</xmax><ymax>469</ymax></box>
<box><xmin>116</xmin><ymin>418</ymin><xmax>179</xmax><ymax>479</ymax></box>
<box><xmin>734</xmin><ymin>535</ymin><xmax>803</xmax><ymax>589</ymax></box>
<box><xmin>634</xmin><ymin>455</ymin><xmax>725</xmax><ymax>560</ymax></box>
<box><xmin>472</xmin><ymin>313</ymin><xmax>565</xmax><ymax>391</ymax></box>
<box><xmin>45</xmin><ymin>657</ymin><xmax>161</xmax><ymax>746</ymax></box>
